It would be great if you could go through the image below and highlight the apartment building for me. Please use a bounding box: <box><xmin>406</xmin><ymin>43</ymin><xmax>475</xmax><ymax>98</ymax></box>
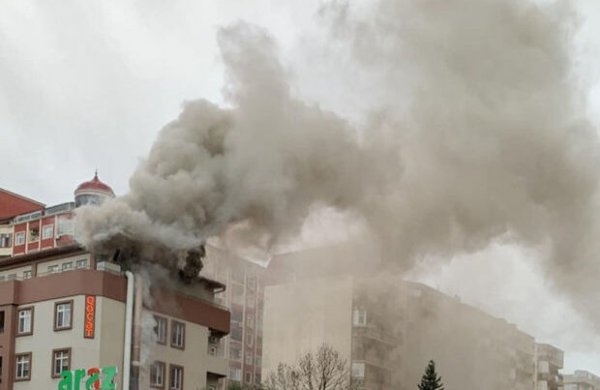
<box><xmin>202</xmin><ymin>245</ymin><xmax>265</xmax><ymax>388</ymax></box>
<box><xmin>0</xmin><ymin>172</ymin><xmax>110</xmax><ymax>260</ymax></box>
<box><xmin>261</xmin><ymin>273</ymin><xmax>537</xmax><ymax>390</ymax></box>
<box><xmin>564</xmin><ymin>370</ymin><xmax>600</xmax><ymax>390</ymax></box>
<box><xmin>263</xmin><ymin>244</ymin><xmax>541</xmax><ymax>390</ymax></box>
<box><xmin>536</xmin><ymin>343</ymin><xmax>564</xmax><ymax>390</ymax></box>
<box><xmin>0</xmin><ymin>176</ymin><xmax>231</xmax><ymax>389</ymax></box>
<box><xmin>0</xmin><ymin>189</ymin><xmax>45</xmax><ymax>258</ymax></box>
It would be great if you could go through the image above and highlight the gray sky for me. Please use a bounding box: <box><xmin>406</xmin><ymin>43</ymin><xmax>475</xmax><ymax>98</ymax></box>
<box><xmin>1</xmin><ymin>0</ymin><xmax>600</xmax><ymax>374</ymax></box>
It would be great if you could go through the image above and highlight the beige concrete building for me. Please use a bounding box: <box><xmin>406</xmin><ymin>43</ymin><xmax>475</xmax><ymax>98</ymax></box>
<box><xmin>262</xmin><ymin>273</ymin><xmax>537</xmax><ymax>390</ymax></box>
<box><xmin>564</xmin><ymin>370</ymin><xmax>600</xmax><ymax>390</ymax></box>
<box><xmin>535</xmin><ymin>343</ymin><xmax>564</xmax><ymax>390</ymax></box>
<box><xmin>201</xmin><ymin>245</ymin><xmax>266</xmax><ymax>388</ymax></box>
<box><xmin>0</xmin><ymin>245</ymin><xmax>230</xmax><ymax>390</ymax></box>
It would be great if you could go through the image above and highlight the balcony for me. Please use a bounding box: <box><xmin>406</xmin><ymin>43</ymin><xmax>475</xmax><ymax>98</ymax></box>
<box><xmin>353</xmin><ymin>325</ymin><xmax>400</xmax><ymax>346</ymax></box>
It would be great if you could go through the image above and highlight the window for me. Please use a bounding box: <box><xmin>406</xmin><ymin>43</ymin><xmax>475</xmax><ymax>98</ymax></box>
<box><xmin>351</xmin><ymin>362</ymin><xmax>365</xmax><ymax>378</ymax></box>
<box><xmin>230</xmin><ymin>345</ymin><xmax>241</xmax><ymax>360</ymax></box>
<box><xmin>15</xmin><ymin>232</ymin><xmax>25</xmax><ymax>246</ymax></box>
<box><xmin>154</xmin><ymin>316</ymin><xmax>167</xmax><ymax>345</ymax></box>
<box><xmin>229</xmin><ymin>368</ymin><xmax>241</xmax><ymax>381</ymax></box>
<box><xmin>54</xmin><ymin>301</ymin><xmax>73</xmax><ymax>331</ymax></box>
<box><xmin>76</xmin><ymin>259</ymin><xmax>88</xmax><ymax>269</ymax></box>
<box><xmin>170</xmin><ymin>321</ymin><xmax>185</xmax><ymax>349</ymax></box>
<box><xmin>0</xmin><ymin>311</ymin><xmax>5</xmax><ymax>333</ymax></box>
<box><xmin>48</xmin><ymin>265</ymin><xmax>59</xmax><ymax>274</ymax></box>
<box><xmin>246</xmin><ymin>333</ymin><xmax>253</xmax><ymax>348</ymax></box>
<box><xmin>62</xmin><ymin>262</ymin><xmax>73</xmax><ymax>272</ymax></box>
<box><xmin>23</xmin><ymin>270</ymin><xmax>32</xmax><ymax>279</ymax></box>
<box><xmin>52</xmin><ymin>349</ymin><xmax>70</xmax><ymax>378</ymax></box>
<box><xmin>232</xmin><ymin>285</ymin><xmax>244</xmax><ymax>305</ymax></box>
<box><xmin>232</xmin><ymin>308</ymin><xmax>243</xmax><ymax>323</ymax></box>
<box><xmin>0</xmin><ymin>233</ymin><xmax>11</xmax><ymax>248</ymax></box>
<box><xmin>245</xmin><ymin>354</ymin><xmax>253</xmax><ymax>365</ymax></box>
<box><xmin>246</xmin><ymin>293</ymin><xmax>255</xmax><ymax>308</ymax></box>
<box><xmin>42</xmin><ymin>225</ymin><xmax>54</xmax><ymax>240</ymax></box>
<box><xmin>245</xmin><ymin>372</ymin><xmax>252</xmax><ymax>384</ymax></box>
<box><xmin>17</xmin><ymin>308</ymin><xmax>33</xmax><ymax>335</ymax></box>
<box><xmin>15</xmin><ymin>353</ymin><xmax>31</xmax><ymax>381</ymax></box>
<box><xmin>28</xmin><ymin>227</ymin><xmax>39</xmax><ymax>242</ymax></box>
<box><xmin>150</xmin><ymin>361</ymin><xmax>166</xmax><ymax>388</ymax></box>
<box><xmin>6</xmin><ymin>274</ymin><xmax>16</xmax><ymax>281</ymax></box>
<box><xmin>169</xmin><ymin>365</ymin><xmax>183</xmax><ymax>390</ymax></box>
<box><xmin>246</xmin><ymin>314</ymin><xmax>254</xmax><ymax>328</ymax></box>
<box><xmin>353</xmin><ymin>309</ymin><xmax>367</xmax><ymax>327</ymax></box>
<box><xmin>231</xmin><ymin>326</ymin><xmax>242</xmax><ymax>342</ymax></box>
<box><xmin>255</xmin><ymin>356</ymin><xmax>262</xmax><ymax>367</ymax></box>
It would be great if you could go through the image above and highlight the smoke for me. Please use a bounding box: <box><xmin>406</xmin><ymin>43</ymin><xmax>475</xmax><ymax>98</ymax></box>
<box><xmin>76</xmin><ymin>1</ymin><xmax>600</xmax><ymax>324</ymax></box>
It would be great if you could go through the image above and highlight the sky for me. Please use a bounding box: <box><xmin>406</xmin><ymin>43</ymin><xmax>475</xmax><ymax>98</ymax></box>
<box><xmin>2</xmin><ymin>0</ymin><xmax>600</xmax><ymax>374</ymax></box>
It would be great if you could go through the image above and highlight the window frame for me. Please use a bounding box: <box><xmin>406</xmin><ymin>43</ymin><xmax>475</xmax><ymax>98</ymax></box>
<box><xmin>42</xmin><ymin>224</ymin><xmax>54</xmax><ymax>240</ymax></box>
<box><xmin>75</xmin><ymin>259</ymin><xmax>88</xmax><ymax>269</ymax></box>
<box><xmin>54</xmin><ymin>300</ymin><xmax>73</xmax><ymax>331</ymax></box>
<box><xmin>15</xmin><ymin>232</ymin><xmax>26</xmax><ymax>246</ymax></box>
<box><xmin>169</xmin><ymin>364</ymin><xmax>184</xmax><ymax>390</ymax></box>
<box><xmin>15</xmin><ymin>352</ymin><xmax>32</xmax><ymax>381</ymax></box>
<box><xmin>28</xmin><ymin>227</ymin><xmax>39</xmax><ymax>242</ymax></box>
<box><xmin>16</xmin><ymin>307</ymin><xmax>34</xmax><ymax>336</ymax></box>
<box><xmin>170</xmin><ymin>320</ymin><xmax>185</xmax><ymax>350</ymax></box>
<box><xmin>150</xmin><ymin>361</ymin><xmax>166</xmax><ymax>389</ymax></box>
<box><xmin>154</xmin><ymin>315</ymin><xmax>167</xmax><ymax>345</ymax></box>
<box><xmin>51</xmin><ymin>348</ymin><xmax>71</xmax><ymax>378</ymax></box>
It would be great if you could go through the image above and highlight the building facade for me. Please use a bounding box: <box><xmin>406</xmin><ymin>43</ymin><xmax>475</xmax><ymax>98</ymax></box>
<box><xmin>261</xmin><ymin>273</ymin><xmax>537</xmax><ymax>390</ymax></box>
<box><xmin>536</xmin><ymin>343</ymin><xmax>564</xmax><ymax>390</ymax></box>
<box><xmin>202</xmin><ymin>245</ymin><xmax>265</xmax><ymax>388</ymax></box>
<box><xmin>0</xmin><ymin>176</ymin><xmax>231</xmax><ymax>390</ymax></box>
<box><xmin>564</xmin><ymin>370</ymin><xmax>600</xmax><ymax>390</ymax></box>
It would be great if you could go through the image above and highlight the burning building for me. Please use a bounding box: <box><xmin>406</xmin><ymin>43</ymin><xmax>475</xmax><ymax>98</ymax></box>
<box><xmin>0</xmin><ymin>176</ymin><xmax>231</xmax><ymax>390</ymax></box>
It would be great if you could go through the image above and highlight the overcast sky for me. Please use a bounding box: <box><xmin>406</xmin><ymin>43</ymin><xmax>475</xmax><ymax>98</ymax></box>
<box><xmin>2</xmin><ymin>0</ymin><xmax>600</xmax><ymax>374</ymax></box>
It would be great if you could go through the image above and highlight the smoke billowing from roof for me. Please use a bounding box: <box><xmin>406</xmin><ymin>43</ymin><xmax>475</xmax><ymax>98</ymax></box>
<box><xmin>76</xmin><ymin>0</ymin><xmax>600</xmax><ymax>325</ymax></box>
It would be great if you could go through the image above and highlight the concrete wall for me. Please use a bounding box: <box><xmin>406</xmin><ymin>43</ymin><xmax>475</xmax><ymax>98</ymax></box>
<box><xmin>261</xmin><ymin>276</ymin><xmax>354</xmax><ymax>380</ymax></box>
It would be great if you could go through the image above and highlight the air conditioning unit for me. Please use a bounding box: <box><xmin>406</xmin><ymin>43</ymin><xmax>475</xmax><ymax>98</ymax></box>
<box><xmin>208</xmin><ymin>336</ymin><xmax>219</xmax><ymax>345</ymax></box>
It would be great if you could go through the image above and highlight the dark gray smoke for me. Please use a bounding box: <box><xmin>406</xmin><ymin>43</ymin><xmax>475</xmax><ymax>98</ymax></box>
<box><xmin>76</xmin><ymin>0</ymin><xmax>600</xmax><ymax>325</ymax></box>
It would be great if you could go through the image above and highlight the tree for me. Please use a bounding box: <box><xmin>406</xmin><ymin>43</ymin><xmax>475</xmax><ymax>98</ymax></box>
<box><xmin>264</xmin><ymin>343</ymin><xmax>360</xmax><ymax>390</ymax></box>
<box><xmin>418</xmin><ymin>360</ymin><xmax>444</xmax><ymax>390</ymax></box>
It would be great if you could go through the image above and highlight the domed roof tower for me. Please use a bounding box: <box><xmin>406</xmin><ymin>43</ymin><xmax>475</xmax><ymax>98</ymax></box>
<box><xmin>74</xmin><ymin>171</ymin><xmax>115</xmax><ymax>207</ymax></box>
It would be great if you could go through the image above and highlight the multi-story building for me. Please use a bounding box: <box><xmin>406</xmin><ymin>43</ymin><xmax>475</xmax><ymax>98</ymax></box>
<box><xmin>564</xmin><ymin>370</ymin><xmax>600</xmax><ymax>390</ymax></box>
<box><xmin>261</xmin><ymin>273</ymin><xmax>537</xmax><ymax>390</ymax></box>
<box><xmin>536</xmin><ymin>343</ymin><xmax>564</xmax><ymax>390</ymax></box>
<box><xmin>0</xmin><ymin>176</ymin><xmax>231</xmax><ymax>390</ymax></box>
<box><xmin>535</xmin><ymin>343</ymin><xmax>564</xmax><ymax>390</ymax></box>
<box><xmin>262</xmin><ymin>244</ymin><xmax>542</xmax><ymax>390</ymax></box>
<box><xmin>0</xmin><ymin>189</ymin><xmax>45</xmax><ymax>258</ymax></box>
<box><xmin>202</xmin><ymin>245</ymin><xmax>265</xmax><ymax>388</ymax></box>
<box><xmin>0</xmin><ymin>173</ymin><xmax>111</xmax><ymax>260</ymax></box>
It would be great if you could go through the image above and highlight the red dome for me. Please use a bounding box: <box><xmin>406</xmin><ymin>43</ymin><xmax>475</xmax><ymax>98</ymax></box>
<box><xmin>74</xmin><ymin>172</ymin><xmax>115</xmax><ymax>196</ymax></box>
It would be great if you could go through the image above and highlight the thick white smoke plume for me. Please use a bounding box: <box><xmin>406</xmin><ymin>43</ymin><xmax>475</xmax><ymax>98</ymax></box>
<box><xmin>76</xmin><ymin>0</ymin><xmax>600</xmax><ymax>324</ymax></box>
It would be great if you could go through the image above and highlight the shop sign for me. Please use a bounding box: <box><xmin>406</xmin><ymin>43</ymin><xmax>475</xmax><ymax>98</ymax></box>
<box><xmin>58</xmin><ymin>366</ymin><xmax>117</xmax><ymax>390</ymax></box>
<box><xmin>84</xmin><ymin>295</ymin><xmax>96</xmax><ymax>339</ymax></box>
